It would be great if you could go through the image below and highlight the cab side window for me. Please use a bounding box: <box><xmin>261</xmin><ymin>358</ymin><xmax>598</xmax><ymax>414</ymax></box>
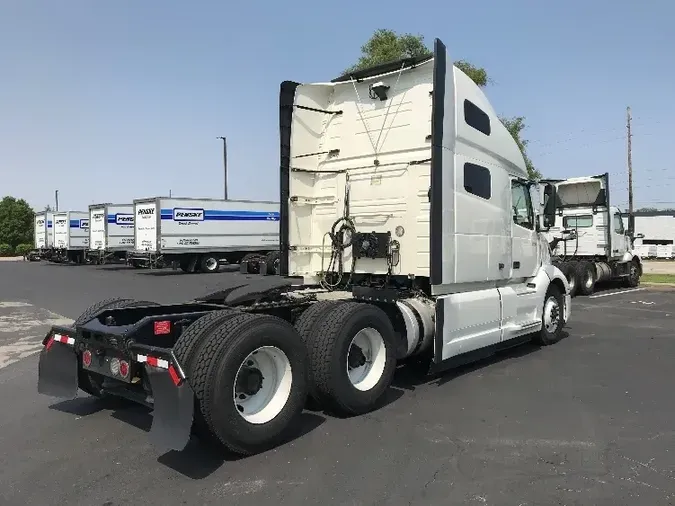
<box><xmin>511</xmin><ymin>180</ymin><xmax>534</xmax><ymax>230</ymax></box>
<box><xmin>614</xmin><ymin>213</ymin><xmax>625</xmax><ymax>234</ymax></box>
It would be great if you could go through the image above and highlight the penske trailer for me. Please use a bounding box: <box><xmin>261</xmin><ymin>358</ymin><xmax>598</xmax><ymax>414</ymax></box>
<box><xmin>128</xmin><ymin>197</ymin><xmax>281</xmax><ymax>274</ymax></box>
<box><xmin>37</xmin><ymin>38</ymin><xmax>570</xmax><ymax>458</ymax></box>
<box><xmin>29</xmin><ymin>211</ymin><xmax>55</xmax><ymax>260</ymax></box>
<box><xmin>51</xmin><ymin>211</ymin><xmax>90</xmax><ymax>263</ymax></box>
<box><xmin>87</xmin><ymin>203</ymin><xmax>135</xmax><ymax>264</ymax></box>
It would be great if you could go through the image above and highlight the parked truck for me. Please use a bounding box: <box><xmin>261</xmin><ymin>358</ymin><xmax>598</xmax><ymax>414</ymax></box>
<box><xmin>51</xmin><ymin>211</ymin><xmax>90</xmax><ymax>263</ymax></box>
<box><xmin>127</xmin><ymin>197</ymin><xmax>281</xmax><ymax>274</ymax></box>
<box><xmin>543</xmin><ymin>173</ymin><xmax>643</xmax><ymax>296</ymax></box>
<box><xmin>87</xmin><ymin>203</ymin><xmax>135</xmax><ymax>264</ymax></box>
<box><xmin>37</xmin><ymin>38</ymin><xmax>570</xmax><ymax>457</ymax></box>
<box><xmin>29</xmin><ymin>211</ymin><xmax>55</xmax><ymax>261</ymax></box>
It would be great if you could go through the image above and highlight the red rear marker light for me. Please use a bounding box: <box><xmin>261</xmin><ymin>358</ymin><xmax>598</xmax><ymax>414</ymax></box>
<box><xmin>82</xmin><ymin>350</ymin><xmax>92</xmax><ymax>367</ymax></box>
<box><xmin>154</xmin><ymin>320</ymin><xmax>171</xmax><ymax>335</ymax></box>
<box><xmin>119</xmin><ymin>360</ymin><xmax>130</xmax><ymax>379</ymax></box>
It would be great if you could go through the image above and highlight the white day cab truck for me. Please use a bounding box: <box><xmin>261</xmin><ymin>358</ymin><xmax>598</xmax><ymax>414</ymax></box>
<box><xmin>29</xmin><ymin>211</ymin><xmax>55</xmax><ymax>261</ymax></box>
<box><xmin>127</xmin><ymin>197</ymin><xmax>281</xmax><ymax>274</ymax></box>
<box><xmin>50</xmin><ymin>211</ymin><xmax>90</xmax><ymax>263</ymax></box>
<box><xmin>37</xmin><ymin>38</ymin><xmax>571</xmax><ymax>457</ymax></box>
<box><xmin>543</xmin><ymin>173</ymin><xmax>642</xmax><ymax>297</ymax></box>
<box><xmin>87</xmin><ymin>203</ymin><xmax>135</xmax><ymax>264</ymax></box>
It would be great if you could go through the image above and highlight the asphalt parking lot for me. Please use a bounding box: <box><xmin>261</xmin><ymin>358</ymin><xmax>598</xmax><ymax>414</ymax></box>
<box><xmin>1</xmin><ymin>261</ymin><xmax>675</xmax><ymax>506</ymax></box>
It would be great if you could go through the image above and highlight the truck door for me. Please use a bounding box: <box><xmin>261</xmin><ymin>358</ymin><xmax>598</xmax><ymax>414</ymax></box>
<box><xmin>510</xmin><ymin>179</ymin><xmax>538</xmax><ymax>278</ymax></box>
<box><xmin>611</xmin><ymin>210</ymin><xmax>627</xmax><ymax>257</ymax></box>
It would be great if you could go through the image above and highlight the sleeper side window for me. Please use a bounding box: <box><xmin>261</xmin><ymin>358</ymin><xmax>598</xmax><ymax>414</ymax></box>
<box><xmin>464</xmin><ymin>100</ymin><xmax>491</xmax><ymax>136</ymax></box>
<box><xmin>511</xmin><ymin>180</ymin><xmax>534</xmax><ymax>230</ymax></box>
<box><xmin>464</xmin><ymin>163</ymin><xmax>491</xmax><ymax>200</ymax></box>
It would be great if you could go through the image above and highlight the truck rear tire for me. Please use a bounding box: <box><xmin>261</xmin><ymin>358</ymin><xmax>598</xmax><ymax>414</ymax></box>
<box><xmin>191</xmin><ymin>313</ymin><xmax>309</xmax><ymax>456</ymax></box>
<box><xmin>576</xmin><ymin>261</ymin><xmax>596</xmax><ymax>296</ymax></box>
<box><xmin>533</xmin><ymin>284</ymin><xmax>564</xmax><ymax>346</ymax></box>
<box><xmin>172</xmin><ymin>309</ymin><xmax>238</xmax><ymax>442</ymax></box>
<box><xmin>293</xmin><ymin>300</ymin><xmax>343</xmax><ymax>409</ymax></box>
<box><xmin>560</xmin><ymin>262</ymin><xmax>578</xmax><ymax>297</ymax></box>
<box><xmin>306</xmin><ymin>302</ymin><xmax>397</xmax><ymax>416</ymax></box>
<box><xmin>74</xmin><ymin>298</ymin><xmax>159</xmax><ymax>398</ymax></box>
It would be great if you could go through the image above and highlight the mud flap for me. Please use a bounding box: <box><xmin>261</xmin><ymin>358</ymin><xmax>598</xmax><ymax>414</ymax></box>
<box><xmin>147</xmin><ymin>367</ymin><xmax>194</xmax><ymax>452</ymax></box>
<box><xmin>37</xmin><ymin>343</ymin><xmax>79</xmax><ymax>399</ymax></box>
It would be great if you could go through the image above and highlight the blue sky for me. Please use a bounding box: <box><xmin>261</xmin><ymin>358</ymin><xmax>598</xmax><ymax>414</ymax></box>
<box><xmin>1</xmin><ymin>0</ymin><xmax>673</xmax><ymax>212</ymax></box>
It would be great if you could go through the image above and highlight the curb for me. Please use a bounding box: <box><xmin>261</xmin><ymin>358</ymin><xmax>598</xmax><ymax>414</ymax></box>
<box><xmin>0</xmin><ymin>256</ymin><xmax>25</xmax><ymax>262</ymax></box>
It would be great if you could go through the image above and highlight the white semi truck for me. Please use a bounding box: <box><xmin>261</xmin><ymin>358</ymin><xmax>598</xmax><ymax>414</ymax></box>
<box><xmin>51</xmin><ymin>211</ymin><xmax>90</xmax><ymax>263</ymax></box>
<box><xmin>128</xmin><ymin>197</ymin><xmax>280</xmax><ymax>273</ymax></box>
<box><xmin>37</xmin><ymin>38</ymin><xmax>570</xmax><ymax>457</ymax></box>
<box><xmin>87</xmin><ymin>203</ymin><xmax>135</xmax><ymax>264</ymax></box>
<box><xmin>29</xmin><ymin>211</ymin><xmax>55</xmax><ymax>260</ymax></box>
<box><xmin>543</xmin><ymin>173</ymin><xmax>643</xmax><ymax>296</ymax></box>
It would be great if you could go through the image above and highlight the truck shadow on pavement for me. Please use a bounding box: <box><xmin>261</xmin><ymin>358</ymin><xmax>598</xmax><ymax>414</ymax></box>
<box><xmin>48</xmin><ymin>396</ymin><xmax>326</xmax><ymax>479</ymax></box>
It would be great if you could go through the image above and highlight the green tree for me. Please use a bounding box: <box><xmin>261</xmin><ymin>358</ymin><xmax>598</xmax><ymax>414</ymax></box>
<box><xmin>346</xmin><ymin>29</ymin><xmax>538</xmax><ymax>179</ymax></box>
<box><xmin>0</xmin><ymin>196</ymin><xmax>35</xmax><ymax>252</ymax></box>
<box><xmin>500</xmin><ymin>117</ymin><xmax>541</xmax><ymax>180</ymax></box>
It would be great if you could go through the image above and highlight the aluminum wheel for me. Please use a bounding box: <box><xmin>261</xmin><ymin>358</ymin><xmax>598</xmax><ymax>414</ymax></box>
<box><xmin>346</xmin><ymin>327</ymin><xmax>387</xmax><ymax>392</ymax></box>
<box><xmin>543</xmin><ymin>295</ymin><xmax>561</xmax><ymax>334</ymax></box>
<box><xmin>233</xmin><ymin>346</ymin><xmax>293</xmax><ymax>424</ymax></box>
<box><xmin>584</xmin><ymin>271</ymin><xmax>594</xmax><ymax>289</ymax></box>
<box><xmin>205</xmin><ymin>257</ymin><xmax>218</xmax><ymax>271</ymax></box>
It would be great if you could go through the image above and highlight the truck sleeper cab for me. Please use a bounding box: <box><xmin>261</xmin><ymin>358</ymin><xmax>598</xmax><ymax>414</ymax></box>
<box><xmin>37</xmin><ymin>38</ymin><xmax>571</xmax><ymax>457</ymax></box>
<box><xmin>544</xmin><ymin>173</ymin><xmax>642</xmax><ymax>296</ymax></box>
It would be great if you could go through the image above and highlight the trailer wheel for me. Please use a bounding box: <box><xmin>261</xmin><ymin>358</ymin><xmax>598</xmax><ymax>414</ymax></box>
<box><xmin>560</xmin><ymin>262</ymin><xmax>578</xmax><ymax>297</ymax></box>
<box><xmin>74</xmin><ymin>298</ymin><xmax>159</xmax><ymax>397</ymax></box>
<box><xmin>199</xmin><ymin>255</ymin><xmax>220</xmax><ymax>274</ymax></box>
<box><xmin>172</xmin><ymin>309</ymin><xmax>238</xmax><ymax>442</ymax></box>
<box><xmin>191</xmin><ymin>313</ymin><xmax>309</xmax><ymax>455</ymax></box>
<box><xmin>624</xmin><ymin>259</ymin><xmax>640</xmax><ymax>288</ymax></box>
<box><xmin>240</xmin><ymin>253</ymin><xmax>261</xmax><ymax>274</ymax></box>
<box><xmin>576</xmin><ymin>261</ymin><xmax>596</xmax><ymax>296</ymax></box>
<box><xmin>306</xmin><ymin>302</ymin><xmax>397</xmax><ymax>416</ymax></box>
<box><xmin>533</xmin><ymin>284</ymin><xmax>565</xmax><ymax>346</ymax></box>
<box><xmin>264</xmin><ymin>251</ymin><xmax>281</xmax><ymax>275</ymax></box>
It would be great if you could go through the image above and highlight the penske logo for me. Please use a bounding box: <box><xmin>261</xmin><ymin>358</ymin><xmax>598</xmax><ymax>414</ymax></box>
<box><xmin>173</xmin><ymin>208</ymin><xmax>204</xmax><ymax>222</ymax></box>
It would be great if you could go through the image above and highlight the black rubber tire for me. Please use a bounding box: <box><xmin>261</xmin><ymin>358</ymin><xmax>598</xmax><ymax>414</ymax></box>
<box><xmin>293</xmin><ymin>300</ymin><xmax>343</xmax><ymax>408</ymax></box>
<box><xmin>190</xmin><ymin>313</ymin><xmax>309</xmax><ymax>456</ymax></box>
<box><xmin>576</xmin><ymin>261</ymin><xmax>596</xmax><ymax>296</ymax></box>
<box><xmin>306</xmin><ymin>302</ymin><xmax>397</xmax><ymax>416</ymax></box>
<box><xmin>264</xmin><ymin>251</ymin><xmax>281</xmax><ymax>275</ymax></box>
<box><xmin>560</xmin><ymin>262</ymin><xmax>578</xmax><ymax>297</ymax></box>
<box><xmin>199</xmin><ymin>255</ymin><xmax>221</xmax><ymax>274</ymax></box>
<box><xmin>533</xmin><ymin>283</ymin><xmax>565</xmax><ymax>346</ymax></box>
<box><xmin>240</xmin><ymin>253</ymin><xmax>260</xmax><ymax>274</ymax></box>
<box><xmin>172</xmin><ymin>309</ymin><xmax>238</xmax><ymax>442</ymax></box>
<box><xmin>74</xmin><ymin>298</ymin><xmax>159</xmax><ymax>397</ymax></box>
<box><xmin>624</xmin><ymin>259</ymin><xmax>641</xmax><ymax>287</ymax></box>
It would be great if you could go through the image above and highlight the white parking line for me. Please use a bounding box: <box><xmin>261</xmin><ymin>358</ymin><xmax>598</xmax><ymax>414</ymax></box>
<box><xmin>0</xmin><ymin>302</ymin><xmax>72</xmax><ymax>369</ymax></box>
<box><xmin>588</xmin><ymin>288</ymin><xmax>645</xmax><ymax>299</ymax></box>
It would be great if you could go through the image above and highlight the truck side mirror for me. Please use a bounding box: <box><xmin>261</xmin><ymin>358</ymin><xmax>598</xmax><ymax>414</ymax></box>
<box><xmin>542</xmin><ymin>183</ymin><xmax>556</xmax><ymax>228</ymax></box>
<box><xmin>627</xmin><ymin>215</ymin><xmax>635</xmax><ymax>237</ymax></box>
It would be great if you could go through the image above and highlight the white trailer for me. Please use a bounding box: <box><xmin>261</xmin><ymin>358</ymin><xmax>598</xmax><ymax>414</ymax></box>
<box><xmin>129</xmin><ymin>197</ymin><xmax>280</xmax><ymax>273</ymax></box>
<box><xmin>543</xmin><ymin>173</ymin><xmax>642</xmax><ymax>296</ymax></box>
<box><xmin>51</xmin><ymin>211</ymin><xmax>90</xmax><ymax>263</ymax></box>
<box><xmin>37</xmin><ymin>38</ymin><xmax>572</xmax><ymax>456</ymax></box>
<box><xmin>87</xmin><ymin>203</ymin><xmax>135</xmax><ymax>264</ymax></box>
<box><xmin>29</xmin><ymin>211</ymin><xmax>55</xmax><ymax>260</ymax></box>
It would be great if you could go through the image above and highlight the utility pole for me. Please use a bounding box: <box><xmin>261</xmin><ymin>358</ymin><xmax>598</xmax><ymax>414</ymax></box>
<box><xmin>216</xmin><ymin>136</ymin><xmax>228</xmax><ymax>200</ymax></box>
<box><xmin>55</xmin><ymin>190</ymin><xmax>59</xmax><ymax>211</ymax></box>
<box><xmin>627</xmin><ymin>106</ymin><xmax>633</xmax><ymax>217</ymax></box>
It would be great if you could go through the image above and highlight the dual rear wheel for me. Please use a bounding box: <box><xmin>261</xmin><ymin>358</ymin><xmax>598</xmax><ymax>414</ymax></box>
<box><xmin>176</xmin><ymin>300</ymin><xmax>398</xmax><ymax>455</ymax></box>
